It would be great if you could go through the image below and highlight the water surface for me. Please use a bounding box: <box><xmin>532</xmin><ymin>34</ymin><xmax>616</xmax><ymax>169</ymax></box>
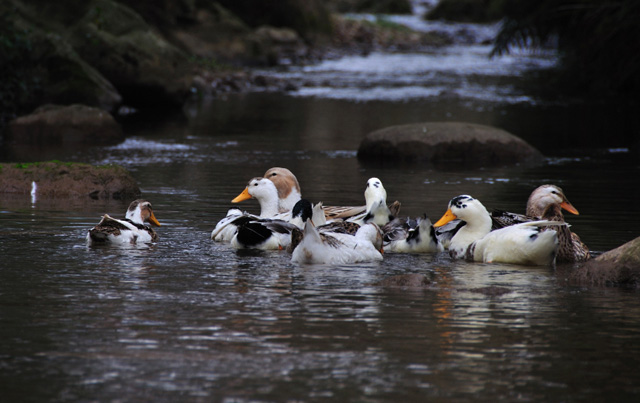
<box><xmin>2</xmin><ymin>8</ymin><xmax>640</xmax><ymax>402</ymax></box>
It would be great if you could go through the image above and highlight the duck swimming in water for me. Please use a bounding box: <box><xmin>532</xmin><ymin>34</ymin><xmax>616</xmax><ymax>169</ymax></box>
<box><xmin>491</xmin><ymin>184</ymin><xmax>590</xmax><ymax>263</ymax></box>
<box><xmin>434</xmin><ymin>195</ymin><xmax>560</xmax><ymax>265</ymax></box>
<box><xmin>290</xmin><ymin>199</ymin><xmax>384</xmax><ymax>265</ymax></box>
<box><xmin>87</xmin><ymin>199</ymin><xmax>161</xmax><ymax>244</ymax></box>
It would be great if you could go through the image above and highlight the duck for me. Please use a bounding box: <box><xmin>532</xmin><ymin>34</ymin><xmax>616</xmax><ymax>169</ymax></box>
<box><xmin>261</xmin><ymin>168</ymin><xmax>401</xmax><ymax>222</ymax></box>
<box><xmin>87</xmin><ymin>199</ymin><xmax>161</xmax><ymax>244</ymax></box>
<box><xmin>230</xmin><ymin>198</ymin><xmax>326</xmax><ymax>250</ymax></box>
<box><xmin>288</xmin><ymin>177</ymin><xmax>397</xmax><ymax>251</ymax></box>
<box><xmin>211</xmin><ymin>177</ymin><xmax>287</xmax><ymax>242</ymax></box>
<box><xmin>491</xmin><ymin>184</ymin><xmax>590</xmax><ymax>263</ymax></box>
<box><xmin>290</xmin><ymin>200</ymin><xmax>384</xmax><ymax>265</ymax></box>
<box><xmin>382</xmin><ymin>214</ymin><xmax>443</xmax><ymax>253</ymax></box>
<box><xmin>434</xmin><ymin>195</ymin><xmax>560</xmax><ymax>265</ymax></box>
<box><xmin>346</xmin><ymin>177</ymin><xmax>397</xmax><ymax>226</ymax></box>
<box><xmin>263</xmin><ymin>167</ymin><xmax>303</xmax><ymax>213</ymax></box>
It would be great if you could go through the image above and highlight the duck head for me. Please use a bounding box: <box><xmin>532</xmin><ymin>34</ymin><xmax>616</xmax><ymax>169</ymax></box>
<box><xmin>434</xmin><ymin>195</ymin><xmax>488</xmax><ymax>228</ymax></box>
<box><xmin>264</xmin><ymin>167</ymin><xmax>302</xmax><ymax>212</ymax></box>
<box><xmin>126</xmin><ymin>200</ymin><xmax>161</xmax><ymax>227</ymax></box>
<box><xmin>527</xmin><ymin>184</ymin><xmax>580</xmax><ymax>217</ymax></box>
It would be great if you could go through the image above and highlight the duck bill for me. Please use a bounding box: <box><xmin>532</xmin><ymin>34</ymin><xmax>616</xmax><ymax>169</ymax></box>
<box><xmin>232</xmin><ymin>187</ymin><xmax>252</xmax><ymax>203</ymax></box>
<box><xmin>434</xmin><ymin>209</ymin><xmax>457</xmax><ymax>227</ymax></box>
<box><xmin>148</xmin><ymin>212</ymin><xmax>161</xmax><ymax>227</ymax></box>
<box><xmin>560</xmin><ymin>201</ymin><xmax>580</xmax><ymax>215</ymax></box>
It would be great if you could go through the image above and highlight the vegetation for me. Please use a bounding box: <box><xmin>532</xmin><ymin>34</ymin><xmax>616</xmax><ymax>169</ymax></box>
<box><xmin>492</xmin><ymin>0</ymin><xmax>640</xmax><ymax>95</ymax></box>
<box><xmin>0</xmin><ymin>10</ymin><xmax>38</xmax><ymax>130</ymax></box>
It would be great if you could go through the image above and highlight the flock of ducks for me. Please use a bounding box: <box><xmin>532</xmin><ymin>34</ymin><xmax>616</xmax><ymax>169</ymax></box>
<box><xmin>86</xmin><ymin>167</ymin><xmax>591</xmax><ymax>266</ymax></box>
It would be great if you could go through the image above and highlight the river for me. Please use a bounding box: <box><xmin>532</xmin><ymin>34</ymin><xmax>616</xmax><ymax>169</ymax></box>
<box><xmin>1</xmin><ymin>4</ymin><xmax>640</xmax><ymax>402</ymax></box>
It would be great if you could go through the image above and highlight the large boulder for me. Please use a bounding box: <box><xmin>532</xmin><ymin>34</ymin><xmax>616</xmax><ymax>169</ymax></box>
<box><xmin>0</xmin><ymin>161</ymin><xmax>140</xmax><ymax>199</ymax></box>
<box><xmin>357</xmin><ymin>121</ymin><xmax>544</xmax><ymax>167</ymax></box>
<box><xmin>567</xmin><ymin>237</ymin><xmax>640</xmax><ymax>288</ymax></box>
<box><xmin>5</xmin><ymin>104</ymin><xmax>124</xmax><ymax>147</ymax></box>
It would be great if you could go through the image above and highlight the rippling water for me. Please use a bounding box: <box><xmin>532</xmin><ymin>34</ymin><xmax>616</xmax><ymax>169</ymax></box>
<box><xmin>2</xmin><ymin>7</ymin><xmax>640</xmax><ymax>402</ymax></box>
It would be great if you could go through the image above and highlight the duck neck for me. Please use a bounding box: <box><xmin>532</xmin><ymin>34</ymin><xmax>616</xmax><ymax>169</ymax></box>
<box><xmin>453</xmin><ymin>210</ymin><xmax>492</xmax><ymax>249</ymax></box>
<box><xmin>279</xmin><ymin>189</ymin><xmax>301</xmax><ymax>213</ymax></box>
<box><xmin>125</xmin><ymin>208</ymin><xmax>143</xmax><ymax>225</ymax></box>
<box><xmin>541</xmin><ymin>204</ymin><xmax>564</xmax><ymax>221</ymax></box>
<box><xmin>258</xmin><ymin>196</ymin><xmax>280</xmax><ymax>218</ymax></box>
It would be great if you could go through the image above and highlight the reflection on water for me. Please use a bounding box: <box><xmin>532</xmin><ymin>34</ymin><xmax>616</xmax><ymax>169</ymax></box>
<box><xmin>2</xmin><ymin>8</ymin><xmax>640</xmax><ymax>401</ymax></box>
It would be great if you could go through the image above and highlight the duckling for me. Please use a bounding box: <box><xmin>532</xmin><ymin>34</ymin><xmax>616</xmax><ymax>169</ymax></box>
<box><xmin>383</xmin><ymin>214</ymin><xmax>443</xmax><ymax>253</ymax></box>
<box><xmin>87</xmin><ymin>199</ymin><xmax>160</xmax><ymax>244</ymax></box>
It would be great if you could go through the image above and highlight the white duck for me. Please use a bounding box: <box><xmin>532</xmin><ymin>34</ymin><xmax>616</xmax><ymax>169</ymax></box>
<box><xmin>347</xmin><ymin>177</ymin><xmax>396</xmax><ymax>226</ymax></box>
<box><xmin>263</xmin><ymin>167</ymin><xmax>303</xmax><ymax>213</ymax></box>
<box><xmin>434</xmin><ymin>195</ymin><xmax>560</xmax><ymax>265</ymax></box>
<box><xmin>230</xmin><ymin>198</ymin><xmax>326</xmax><ymax>250</ymax></box>
<box><xmin>291</xmin><ymin>208</ymin><xmax>384</xmax><ymax>265</ymax></box>
<box><xmin>492</xmin><ymin>184</ymin><xmax>590</xmax><ymax>263</ymax></box>
<box><xmin>211</xmin><ymin>177</ymin><xmax>286</xmax><ymax>242</ymax></box>
<box><xmin>382</xmin><ymin>214</ymin><xmax>443</xmax><ymax>253</ymax></box>
<box><xmin>87</xmin><ymin>199</ymin><xmax>161</xmax><ymax>244</ymax></box>
<box><xmin>262</xmin><ymin>168</ymin><xmax>401</xmax><ymax>222</ymax></box>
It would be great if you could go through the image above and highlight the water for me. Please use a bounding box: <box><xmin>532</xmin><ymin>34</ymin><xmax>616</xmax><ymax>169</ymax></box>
<box><xmin>2</xmin><ymin>8</ymin><xmax>640</xmax><ymax>402</ymax></box>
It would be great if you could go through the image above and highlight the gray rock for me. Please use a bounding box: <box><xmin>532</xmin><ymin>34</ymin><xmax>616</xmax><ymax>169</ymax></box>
<box><xmin>6</xmin><ymin>104</ymin><xmax>124</xmax><ymax>147</ymax></box>
<box><xmin>357</xmin><ymin>121</ymin><xmax>544</xmax><ymax>167</ymax></box>
<box><xmin>567</xmin><ymin>236</ymin><xmax>640</xmax><ymax>288</ymax></box>
<box><xmin>66</xmin><ymin>0</ymin><xmax>191</xmax><ymax>108</ymax></box>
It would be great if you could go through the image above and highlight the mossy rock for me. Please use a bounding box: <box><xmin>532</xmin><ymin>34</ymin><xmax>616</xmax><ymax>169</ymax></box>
<box><xmin>0</xmin><ymin>161</ymin><xmax>140</xmax><ymax>199</ymax></box>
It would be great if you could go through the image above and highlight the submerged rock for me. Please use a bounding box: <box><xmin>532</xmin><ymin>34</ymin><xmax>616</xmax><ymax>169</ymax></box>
<box><xmin>567</xmin><ymin>236</ymin><xmax>640</xmax><ymax>288</ymax></box>
<box><xmin>0</xmin><ymin>161</ymin><xmax>140</xmax><ymax>199</ymax></box>
<box><xmin>357</xmin><ymin>121</ymin><xmax>544</xmax><ymax>167</ymax></box>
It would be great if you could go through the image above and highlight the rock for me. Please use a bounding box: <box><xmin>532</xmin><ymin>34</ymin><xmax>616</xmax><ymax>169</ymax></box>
<box><xmin>215</xmin><ymin>0</ymin><xmax>333</xmax><ymax>39</ymax></box>
<box><xmin>66</xmin><ymin>0</ymin><xmax>192</xmax><ymax>108</ymax></box>
<box><xmin>0</xmin><ymin>7</ymin><xmax>122</xmax><ymax>113</ymax></box>
<box><xmin>0</xmin><ymin>161</ymin><xmax>140</xmax><ymax>199</ymax></box>
<box><xmin>357</xmin><ymin>121</ymin><xmax>544</xmax><ymax>167</ymax></box>
<box><xmin>567</xmin><ymin>237</ymin><xmax>640</xmax><ymax>288</ymax></box>
<box><xmin>6</xmin><ymin>104</ymin><xmax>124</xmax><ymax>147</ymax></box>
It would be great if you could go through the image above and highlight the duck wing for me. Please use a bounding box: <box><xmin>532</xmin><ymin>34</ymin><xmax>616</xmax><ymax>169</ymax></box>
<box><xmin>491</xmin><ymin>209</ymin><xmax>536</xmax><ymax>229</ymax></box>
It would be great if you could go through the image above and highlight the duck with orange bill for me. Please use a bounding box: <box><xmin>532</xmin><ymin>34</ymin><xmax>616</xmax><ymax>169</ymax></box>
<box><xmin>87</xmin><ymin>199</ymin><xmax>161</xmax><ymax>244</ymax></box>
<box><xmin>491</xmin><ymin>184</ymin><xmax>590</xmax><ymax>262</ymax></box>
<box><xmin>212</xmin><ymin>176</ymin><xmax>290</xmax><ymax>242</ymax></box>
<box><xmin>434</xmin><ymin>195</ymin><xmax>561</xmax><ymax>265</ymax></box>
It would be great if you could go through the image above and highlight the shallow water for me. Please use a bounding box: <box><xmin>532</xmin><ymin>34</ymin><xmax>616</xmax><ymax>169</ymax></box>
<box><xmin>2</xmin><ymin>9</ymin><xmax>640</xmax><ymax>402</ymax></box>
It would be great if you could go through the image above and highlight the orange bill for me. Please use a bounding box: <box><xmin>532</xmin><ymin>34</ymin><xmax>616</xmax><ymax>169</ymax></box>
<box><xmin>560</xmin><ymin>201</ymin><xmax>580</xmax><ymax>215</ymax></box>
<box><xmin>232</xmin><ymin>187</ymin><xmax>252</xmax><ymax>203</ymax></box>
<box><xmin>434</xmin><ymin>208</ymin><xmax>457</xmax><ymax>227</ymax></box>
<box><xmin>148</xmin><ymin>212</ymin><xmax>161</xmax><ymax>227</ymax></box>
